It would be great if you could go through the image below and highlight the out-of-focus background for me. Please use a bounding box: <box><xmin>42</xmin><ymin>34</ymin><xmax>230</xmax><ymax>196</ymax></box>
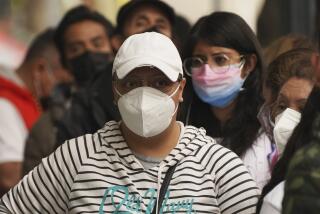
<box><xmin>1</xmin><ymin>0</ymin><xmax>319</xmax><ymax>70</ymax></box>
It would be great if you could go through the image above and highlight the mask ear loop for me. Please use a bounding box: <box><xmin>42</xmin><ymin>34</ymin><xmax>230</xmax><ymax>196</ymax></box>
<box><xmin>238</xmin><ymin>57</ymin><xmax>247</xmax><ymax>91</ymax></box>
<box><xmin>168</xmin><ymin>82</ymin><xmax>181</xmax><ymax>117</ymax></box>
<box><xmin>113</xmin><ymin>85</ymin><xmax>123</xmax><ymax>97</ymax></box>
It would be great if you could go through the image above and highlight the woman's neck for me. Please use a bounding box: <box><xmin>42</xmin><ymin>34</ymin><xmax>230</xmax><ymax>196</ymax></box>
<box><xmin>211</xmin><ymin>100</ymin><xmax>237</xmax><ymax>126</ymax></box>
<box><xmin>120</xmin><ymin>120</ymin><xmax>181</xmax><ymax>158</ymax></box>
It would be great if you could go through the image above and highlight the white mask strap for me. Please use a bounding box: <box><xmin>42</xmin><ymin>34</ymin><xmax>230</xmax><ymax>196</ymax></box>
<box><xmin>169</xmin><ymin>83</ymin><xmax>181</xmax><ymax>98</ymax></box>
<box><xmin>114</xmin><ymin>85</ymin><xmax>124</xmax><ymax>97</ymax></box>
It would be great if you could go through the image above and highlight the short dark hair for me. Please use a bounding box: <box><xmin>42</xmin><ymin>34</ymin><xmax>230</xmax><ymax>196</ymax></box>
<box><xmin>24</xmin><ymin>28</ymin><xmax>55</xmax><ymax>62</ymax></box>
<box><xmin>116</xmin><ymin>0</ymin><xmax>175</xmax><ymax>34</ymax></box>
<box><xmin>54</xmin><ymin>5</ymin><xmax>114</xmax><ymax>67</ymax></box>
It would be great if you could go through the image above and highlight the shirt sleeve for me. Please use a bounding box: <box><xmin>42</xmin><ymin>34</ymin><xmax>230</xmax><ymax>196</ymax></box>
<box><xmin>200</xmin><ymin>142</ymin><xmax>260</xmax><ymax>214</ymax></box>
<box><xmin>241</xmin><ymin>132</ymin><xmax>272</xmax><ymax>190</ymax></box>
<box><xmin>0</xmin><ymin>98</ymin><xmax>27</xmax><ymax>163</ymax></box>
<box><xmin>22</xmin><ymin>112</ymin><xmax>56</xmax><ymax>175</ymax></box>
<box><xmin>0</xmin><ymin>140</ymin><xmax>78</xmax><ymax>213</ymax></box>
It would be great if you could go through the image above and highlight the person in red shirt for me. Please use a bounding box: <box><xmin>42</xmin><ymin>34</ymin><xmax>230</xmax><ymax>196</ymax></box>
<box><xmin>0</xmin><ymin>28</ymin><xmax>71</xmax><ymax>196</ymax></box>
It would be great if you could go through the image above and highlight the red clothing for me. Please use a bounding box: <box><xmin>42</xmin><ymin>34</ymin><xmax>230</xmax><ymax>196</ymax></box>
<box><xmin>0</xmin><ymin>76</ymin><xmax>40</xmax><ymax>130</ymax></box>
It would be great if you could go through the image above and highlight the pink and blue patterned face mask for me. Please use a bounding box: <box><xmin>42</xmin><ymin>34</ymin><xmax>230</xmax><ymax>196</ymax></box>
<box><xmin>191</xmin><ymin>63</ymin><xmax>245</xmax><ymax>108</ymax></box>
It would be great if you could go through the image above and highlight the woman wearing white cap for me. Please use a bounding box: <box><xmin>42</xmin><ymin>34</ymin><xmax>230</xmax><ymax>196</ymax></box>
<box><xmin>0</xmin><ymin>32</ymin><xmax>259</xmax><ymax>213</ymax></box>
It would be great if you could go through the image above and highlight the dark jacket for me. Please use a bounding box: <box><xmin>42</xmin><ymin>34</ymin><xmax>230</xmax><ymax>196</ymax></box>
<box><xmin>55</xmin><ymin>64</ymin><xmax>120</xmax><ymax>145</ymax></box>
<box><xmin>283</xmin><ymin>114</ymin><xmax>320</xmax><ymax>214</ymax></box>
<box><xmin>23</xmin><ymin>64</ymin><xmax>120</xmax><ymax>174</ymax></box>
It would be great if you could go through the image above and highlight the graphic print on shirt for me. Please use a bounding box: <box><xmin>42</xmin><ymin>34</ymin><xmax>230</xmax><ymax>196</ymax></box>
<box><xmin>99</xmin><ymin>186</ymin><xmax>194</xmax><ymax>213</ymax></box>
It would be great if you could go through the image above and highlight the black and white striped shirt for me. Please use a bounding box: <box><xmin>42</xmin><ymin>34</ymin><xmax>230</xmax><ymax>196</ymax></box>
<box><xmin>0</xmin><ymin>121</ymin><xmax>259</xmax><ymax>213</ymax></box>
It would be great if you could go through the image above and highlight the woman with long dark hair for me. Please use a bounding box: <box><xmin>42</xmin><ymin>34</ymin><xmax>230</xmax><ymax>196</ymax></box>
<box><xmin>180</xmin><ymin>12</ymin><xmax>269</xmax><ymax>189</ymax></box>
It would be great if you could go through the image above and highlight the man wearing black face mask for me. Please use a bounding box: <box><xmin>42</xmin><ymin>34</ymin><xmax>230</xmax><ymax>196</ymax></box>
<box><xmin>55</xmin><ymin>6</ymin><xmax>114</xmax><ymax>87</ymax></box>
<box><xmin>68</xmin><ymin>51</ymin><xmax>113</xmax><ymax>87</ymax></box>
<box><xmin>23</xmin><ymin>5</ymin><xmax>120</xmax><ymax>174</ymax></box>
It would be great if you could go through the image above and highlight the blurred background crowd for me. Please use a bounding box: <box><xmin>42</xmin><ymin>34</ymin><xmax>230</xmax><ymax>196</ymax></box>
<box><xmin>1</xmin><ymin>0</ymin><xmax>320</xmax><ymax>213</ymax></box>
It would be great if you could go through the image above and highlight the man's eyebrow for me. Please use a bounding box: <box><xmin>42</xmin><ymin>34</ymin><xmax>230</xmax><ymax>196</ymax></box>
<box><xmin>90</xmin><ymin>34</ymin><xmax>105</xmax><ymax>43</ymax></box>
<box><xmin>155</xmin><ymin>17</ymin><xmax>168</xmax><ymax>24</ymax></box>
<box><xmin>66</xmin><ymin>40</ymin><xmax>84</xmax><ymax>46</ymax></box>
<box><xmin>135</xmin><ymin>15</ymin><xmax>149</xmax><ymax>22</ymax></box>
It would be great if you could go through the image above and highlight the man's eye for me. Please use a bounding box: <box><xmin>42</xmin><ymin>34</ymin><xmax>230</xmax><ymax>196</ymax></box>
<box><xmin>135</xmin><ymin>20</ymin><xmax>147</xmax><ymax>27</ymax></box>
<box><xmin>93</xmin><ymin>39</ymin><xmax>105</xmax><ymax>48</ymax></box>
<box><xmin>69</xmin><ymin>44</ymin><xmax>84</xmax><ymax>55</ymax></box>
<box><xmin>123</xmin><ymin>81</ymin><xmax>140</xmax><ymax>89</ymax></box>
<box><xmin>153</xmin><ymin>79</ymin><xmax>171</xmax><ymax>88</ymax></box>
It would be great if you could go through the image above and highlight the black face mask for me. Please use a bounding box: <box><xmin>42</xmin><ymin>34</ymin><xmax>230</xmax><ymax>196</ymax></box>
<box><xmin>68</xmin><ymin>52</ymin><xmax>113</xmax><ymax>87</ymax></box>
<box><xmin>39</xmin><ymin>96</ymin><xmax>51</xmax><ymax>111</ymax></box>
<box><xmin>40</xmin><ymin>83</ymin><xmax>73</xmax><ymax>111</ymax></box>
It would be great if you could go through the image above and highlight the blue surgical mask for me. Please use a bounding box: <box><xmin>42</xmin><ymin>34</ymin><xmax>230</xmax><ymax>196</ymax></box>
<box><xmin>192</xmin><ymin>64</ymin><xmax>245</xmax><ymax>108</ymax></box>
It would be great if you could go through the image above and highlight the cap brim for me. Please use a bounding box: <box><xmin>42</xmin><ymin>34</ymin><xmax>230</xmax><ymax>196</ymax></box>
<box><xmin>115</xmin><ymin>56</ymin><xmax>180</xmax><ymax>81</ymax></box>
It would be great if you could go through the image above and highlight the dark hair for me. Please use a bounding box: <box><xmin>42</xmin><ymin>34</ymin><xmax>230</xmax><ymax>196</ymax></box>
<box><xmin>116</xmin><ymin>0</ymin><xmax>175</xmax><ymax>34</ymax></box>
<box><xmin>257</xmin><ymin>86</ymin><xmax>320</xmax><ymax>212</ymax></box>
<box><xmin>24</xmin><ymin>28</ymin><xmax>55</xmax><ymax>62</ymax></box>
<box><xmin>54</xmin><ymin>5</ymin><xmax>114</xmax><ymax>67</ymax></box>
<box><xmin>181</xmin><ymin>12</ymin><xmax>265</xmax><ymax>156</ymax></box>
<box><xmin>265</xmin><ymin>48</ymin><xmax>315</xmax><ymax>104</ymax></box>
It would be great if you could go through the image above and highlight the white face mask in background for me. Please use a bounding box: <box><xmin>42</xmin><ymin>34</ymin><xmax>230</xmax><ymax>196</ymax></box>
<box><xmin>116</xmin><ymin>85</ymin><xmax>180</xmax><ymax>138</ymax></box>
<box><xmin>273</xmin><ymin>108</ymin><xmax>301</xmax><ymax>155</ymax></box>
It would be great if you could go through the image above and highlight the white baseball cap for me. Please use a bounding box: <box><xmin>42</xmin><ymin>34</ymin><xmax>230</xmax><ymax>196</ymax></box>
<box><xmin>112</xmin><ymin>32</ymin><xmax>183</xmax><ymax>81</ymax></box>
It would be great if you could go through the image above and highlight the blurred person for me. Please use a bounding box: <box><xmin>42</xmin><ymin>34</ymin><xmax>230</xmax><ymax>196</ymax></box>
<box><xmin>23</xmin><ymin>5</ymin><xmax>118</xmax><ymax>174</ymax></box>
<box><xmin>53</xmin><ymin>5</ymin><xmax>118</xmax><ymax>143</ymax></box>
<box><xmin>181</xmin><ymin>12</ymin><xmax>269</xmax><ymax>189</ymax></box>
<box><xmin>259</xmin><ymin>87</ymin><xmax>318</xmax><ymax>214</ymax></box>
<box><xmin>0</xmin><ymin>32</ymin><xmax>259</xmax><ymax>214</ymax></box>
<box><xmin>111</xmin><ymin>0</ymin><xmax>176</xmax><ymax>52</ymax></box>
<box><xmin>54</xmin><ymin>6</ymin><xmax>114</xmax><ymax>88</ymax></box>
<box><xmin>259</xmin><ymin>48</ymin><xmax>315</xmax><ymax>151</ymax></box>
<box><xmin>281</xmin><ymin>91</ymin><xmax>320</xmax><ymax>214</ymax></box>
<box><xmin>172</xmin><ymin>15</ymin><xmax>191</xmax><ymax>53</ymax></box>
<box><xmin>282</xmin><ymin>31</ymin><xmax>320</xmax><ymax>214</ymax></box>
<box><xmin>0</xmin><ymin>28</ymin><xmax>64</xmax><ymax>196</ymax></box>
<box><xmin>260</xmin><ymin>34</ymin><xmax>315</xmax><ymax>112</ymax></box>
<box><xmin>254</xmin><ymin>49</ymin><xmax>316</xmax><ymax>213</ymax></box>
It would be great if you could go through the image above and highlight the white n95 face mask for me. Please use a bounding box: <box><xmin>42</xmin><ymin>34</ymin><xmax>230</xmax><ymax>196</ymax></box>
<box><xmin>273</xmin><ymin>108</ymin><xmax>301</xmax><ymax>155</ymax></box>
<box><xmin>116</xmin><ymin>85</ymin><xmax>180</xmax><ymax>138</ymax></box>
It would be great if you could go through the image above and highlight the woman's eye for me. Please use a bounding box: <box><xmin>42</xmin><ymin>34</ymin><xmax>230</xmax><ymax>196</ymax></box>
<box><xmin>278</xmin><ymin>104</ymin><xmax>287</xmax><ymax>111</ymax></box>
<box><xmin>213</xmin><ymin>55</ymin><xmax>229</xmax><ymax>66</ymax></box>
